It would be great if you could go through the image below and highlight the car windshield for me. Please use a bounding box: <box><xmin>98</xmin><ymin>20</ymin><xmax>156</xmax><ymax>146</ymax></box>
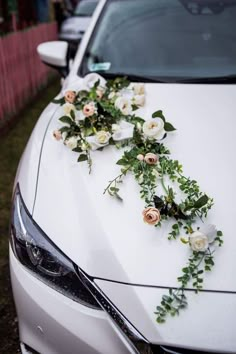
<box><xmin>79</xmin><ymin>0</ymin><xmax>236</xmax><ymax>82</ymax></box>
<box><xmin>74</xmin><ymin>1</ymin><xmax>98</xmax><ymax>17</ymax></box>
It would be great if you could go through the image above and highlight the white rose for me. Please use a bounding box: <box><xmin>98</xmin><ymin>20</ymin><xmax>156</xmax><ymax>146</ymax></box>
<box><xmin>129</xmin><ymin>83</ymin><xmax>145</xmax><ymax>95</ymax></box>
<box><xmin>65</xmin><ymin>136</ymin><xmax>78</xmax><ymax>150</ymax></box>
<box><xmin>83</xmin><ymin>73</ymin><xmax>106</xmax><ymax>90</ymax></box>
<box><xmin>96</xmin><ymin>130</ymin><xmax>111</xmax><ymax>144</ymax></box>
<box><xmin>115</xmin><ymin>97</ymin><xmax>132</xmax><ymax>116</ymax></box>
<box><xmin>112</xmin><ymin>120</ymin><xmax>134</xmax><ymax>141</ymax></box>
<box><xmin>133</xmin><ymin>94</ymin><xmax>145</xmax><ymax>107</ymax></box>
<box><xmin>189</xmin><ymin>231</ymin><xmax>209</xmax><ymax>252</ymax></box>
<box><xmin>63</xmin><ymin>103</ymin><xmax>76</xmax><ymax>117</ymax></box>
<box><xmin>86</xmin><ymin>131</ymin><xmax>111</xmax><ymax>150</ymax></box>
<box><xmin>143</xmin><ymin>118</ymin><xmax>165</xmax><ymax>140</ymax></box>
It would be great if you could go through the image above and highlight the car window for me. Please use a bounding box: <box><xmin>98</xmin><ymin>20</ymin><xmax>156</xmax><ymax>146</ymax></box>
<box><xmin>80</xmin><ymin>0</ymin><xmax>236</xmax><ymax>82</ymax></box>
<box><xmin>74</xmin><ymin>1</ymin><xmax>98</xmax><ymax>17</ymax></box>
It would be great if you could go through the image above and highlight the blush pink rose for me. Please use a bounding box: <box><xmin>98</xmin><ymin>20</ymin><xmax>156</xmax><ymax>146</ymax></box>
<box><xmin>53</xmin><ymin>130</ymin><xmax>62</xmax><ymax>141</ymax></box>
<box><xmin>65</xmin><ymin>90</ymin><xmax>76</xmax><ymax>104</ymax></box>
<box><xmin>144</xmin><ymin>153</ymin><xmax>158</xmax><ymax>165</ymax></box>
<box><xmin>83</xmin><ymin>102</ymin><xmax>95</xmax><ymax>117</ymax></box>
<box><xmin>142</xmin><ymin>207</ymin><xmax>161</xmax><ymax>225</ymax></box>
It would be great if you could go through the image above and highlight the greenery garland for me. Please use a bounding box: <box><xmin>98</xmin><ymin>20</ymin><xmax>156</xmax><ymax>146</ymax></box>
<box><xmin>52</xmin><ymin>74</ymin><xmax>223</xmax><ymax>323</ymax></box>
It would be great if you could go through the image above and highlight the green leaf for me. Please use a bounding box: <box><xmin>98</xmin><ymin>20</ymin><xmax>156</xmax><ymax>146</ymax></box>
<box><xmin>77</xmin><ymin>154</ymin><xmax>88</xmax><ymax>162</ymax></box>
<box><xmin>152</xmin><ymin>110</ymin><xmax>165</xmax><ymax>121</ymax></box>
<box><xmin>73</xmin><ymin>147</ymin><xmax>83</xmax><ymax>153</ymax></box>
<box><xmin>193</xmin><ymin>195</ymin><xmax>209</xmax><ymax>209</ymax></box>
<box><xmin>116</xmin><ymin>158</ymin><xmax>128</xmax><ymax>166</ymax></box>
<box><xmin>59</xmin><ymin>116</ymin><xmax>73</xmax><ymax>125</ymax></box>
<box><xmin>70</xmin><ymin>109</ymin><xmax>75</xmax><ymax>119</ymax></box>
<box><xmin>59</xmin><ymin>126</ymin><xmax>70</xmax><ymax>133</ymax></box>
<box><xmin>131</xmin><ymin>104</ymin><xmax>139</xmax><ymax>111</ymax></box>
<box><xmin>164</xmin><ymin>122</ymin><xmax>176</xmax><ymax>132</ymax></box>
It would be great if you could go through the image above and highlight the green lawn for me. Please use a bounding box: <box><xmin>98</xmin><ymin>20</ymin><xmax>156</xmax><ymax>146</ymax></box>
<box><xmin>0</xmin><ymin>79</ymin><xmax>60</xmax><ymax>354</ymax></box>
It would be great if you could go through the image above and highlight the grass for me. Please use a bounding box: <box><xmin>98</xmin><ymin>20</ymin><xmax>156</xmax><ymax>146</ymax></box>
<box><xmin>0</xmin><ymin>79</ymin><xmax>60</xmax><ymax>354</ymax></box>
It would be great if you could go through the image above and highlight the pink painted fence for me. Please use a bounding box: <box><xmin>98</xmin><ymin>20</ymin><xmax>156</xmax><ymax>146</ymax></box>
<box><xmin>0</xmin><ymin>23</ymin><xmax>57</xmax><ymax>125</ymax></box>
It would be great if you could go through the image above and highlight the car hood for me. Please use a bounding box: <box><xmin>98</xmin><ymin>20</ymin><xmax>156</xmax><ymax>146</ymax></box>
<box><xmin>61</xmin><ymin>16</ymin><xmax>91</xmax><ymax>33</ymax></box>
<box><xmin>33</xmin><ymin>82</ymin><xmax>236</xmax><ymax>292</ymax></box>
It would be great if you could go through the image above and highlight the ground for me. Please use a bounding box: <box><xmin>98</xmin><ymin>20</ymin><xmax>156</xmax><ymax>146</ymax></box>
<box><xmin>0</xmin><ymin>79</ymin><xmax>60</xmax><ymax>354</ymax></box>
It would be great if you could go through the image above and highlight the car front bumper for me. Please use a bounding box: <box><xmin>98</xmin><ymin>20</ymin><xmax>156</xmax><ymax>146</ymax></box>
<box><xmin>9</xmin><ymin>247</ymin><xmax>134</xmax><ymax>354</ymax></box>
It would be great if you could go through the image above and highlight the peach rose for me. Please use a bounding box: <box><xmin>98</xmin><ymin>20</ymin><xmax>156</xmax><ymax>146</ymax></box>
<box><xmin>142</xmin><ymin>207</ymin><xmax>161</xmax><ymax>225</ymax></box>
<box><xmin>53</xmin><ymin>130</ymin><xmax>62</xmax><ymax>141</ymax></box>
<box><xmin>83</xmin><ymin>102</ymin><xmax>95</xmax><ymax>117</ymax></box>
<box><xmin>65</xmin><ymin>90</ymin><xmax>76</xmax><ymax>104</ymax></box>
<box><xmin>144</xmin><ymin>153</ymin><xmax>158</xmax><ymax>165</ymax></box>
<box><xmin>137</xmin><ymin>154</ymin><xmax>144</xmax><ymax>161</ymax></box>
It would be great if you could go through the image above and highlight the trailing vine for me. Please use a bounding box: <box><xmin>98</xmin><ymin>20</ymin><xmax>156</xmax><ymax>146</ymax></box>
<box><xmin>52</xmin><ymin>73</ymin><xmax>223</xmax><ymax>323</ymax></box>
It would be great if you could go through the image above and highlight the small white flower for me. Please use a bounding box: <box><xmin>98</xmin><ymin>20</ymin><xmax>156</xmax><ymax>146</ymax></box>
<box><xmin>81</xmin><ymin>142</ymin><xmax>88</xmax><ymax>151</ymax></box>
<box><xmin>133</xmin><ymin>94</ymin><xmax>145</xmax><ymax>107</ymax></box>
<box><xmin>86</xmin><ymin>131</ymin><xmax>111</xmax><ymax>150</ymax></box>
<box><xmin>137</xmin><ymin>154</ymin><xmax>144</xmax><ymax>161</ymax></box>
<box><xmin>83</xmin><ymin>73</ymin><xmax>106</xmax><ymax>90</ymax></box>
<box><xmin>112</xmin><ymin>121</ymin><xmax>134</xmax><ymax>141</ymax></box>
<box><xmin>115</xmin><ymin>97</ymin><xmax>132</xmax><ymax>116</ymax></box>
<box><xmin>65</xmin><ymin>136</ymin><xmax>78</xmax><ymax>150</ymax></box>
<box><xmin>129</xmin><ymin>83</ymin><xmax>145</xmax><ymax>95</ymax></box>
<box><xmin>189</xmin><ymin>225</ymin><xmax>216</xmax><ymax>252</ymax></box>
<box><xmin>63</xmin><ymin>103</ymin><xmax>76</xmax><ymax>117</ymax></box>
<box><xmin>143</xmin><ymin>118</ymin><xmax>165</xmax><ymax>140</ymax></box>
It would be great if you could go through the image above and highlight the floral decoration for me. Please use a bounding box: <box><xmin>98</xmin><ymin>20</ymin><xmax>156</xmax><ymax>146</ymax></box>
<box><xmin>52</xmin><ymin>73</ymin><xmax>223</xmax><ymax>324</ymax></box>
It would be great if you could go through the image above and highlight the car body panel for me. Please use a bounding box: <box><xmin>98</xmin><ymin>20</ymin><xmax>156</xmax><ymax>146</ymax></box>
<box><xmin>96</xmin><ymin>278</ymin><xmax>236</xmax><ymax>353</ymax></box>
<box><xmin>10</xmin><ymin>249</ymin><xmax>134</xmax><ymax>354</ymax></box>
<box><xmin>15</xmin><ymin>102</ymin><xmax>58</xmax><ymax>213</ymax></box>
<box><xmin>32</xmin><ymin>82</ymin><xmax>236</xmax><ymax>291</ymax></box>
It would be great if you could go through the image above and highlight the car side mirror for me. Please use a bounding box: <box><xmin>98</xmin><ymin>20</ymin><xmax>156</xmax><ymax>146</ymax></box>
<box><xmin>37</xmin><ymin>41</ymin><xmax>69</xmax><ymax>78</ymax></box>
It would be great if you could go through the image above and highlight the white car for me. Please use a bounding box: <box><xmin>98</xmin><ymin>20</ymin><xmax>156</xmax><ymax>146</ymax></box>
<box><xmin>10</xmin><ymin>0</ymin><xmax>236</xmax><ymax>353</ymax></box>
<box><xmin>59</xmin><ymin>0</ymin><xmax>99</xmax><ymax>44</ymax></box>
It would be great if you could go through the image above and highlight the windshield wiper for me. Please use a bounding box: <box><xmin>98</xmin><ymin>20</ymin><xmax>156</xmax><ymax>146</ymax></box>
<box><xmin>89</xmin><ymin>71</ymin><xmax>168</xmax><ymax>83</ymax></box>
<box><xmin>178</xmin><ymin>74</ymin><xmax>236</xmax><ymax>84</ymax></box>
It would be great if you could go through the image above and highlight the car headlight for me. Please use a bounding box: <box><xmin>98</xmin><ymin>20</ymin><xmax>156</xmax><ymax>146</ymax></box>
<box><xmin>10</xmin><ymin>185</ymin><xmax>154</xmax><ymax>354</ymax></box>
<box><xmin>10</xmin><ymin>184</ymin><xmax>100</xmax><ymax>310</ymax></box>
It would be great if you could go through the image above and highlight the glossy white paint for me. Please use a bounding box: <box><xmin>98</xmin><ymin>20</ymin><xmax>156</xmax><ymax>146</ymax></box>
<box><xmin>14</xmin><ymin>102</ymin><xmax>59</xmax><ymax>212</ymax></box>
<box><xmin>96</xmin><ymin>279</ymin><xmax>236</xmax><ymax>353</ymax></box>
<box><xmin>32</xmin><ymin>83</ymin><xmax>236</xmax><ymax>293</ymax></box>
<box><xmin>12</xmin><ymin>0</ymin><xmax>236</xmax><ymax>352</ymax></box>
<box><xmin>37</xmin><ymin>41</ymin><xmax>69</xmax><ymax>68</ymax></box>
<box><xmin>10</xmin><ymin>249</ymin><xmax>134</xmax><ymax>354</ymax></box>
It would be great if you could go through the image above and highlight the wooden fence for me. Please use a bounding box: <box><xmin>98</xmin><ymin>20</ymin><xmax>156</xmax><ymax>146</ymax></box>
<box><xmin>0</xmin><ymin>22</ymin><xmax>57</xmax><ymax>127</ymax></box>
